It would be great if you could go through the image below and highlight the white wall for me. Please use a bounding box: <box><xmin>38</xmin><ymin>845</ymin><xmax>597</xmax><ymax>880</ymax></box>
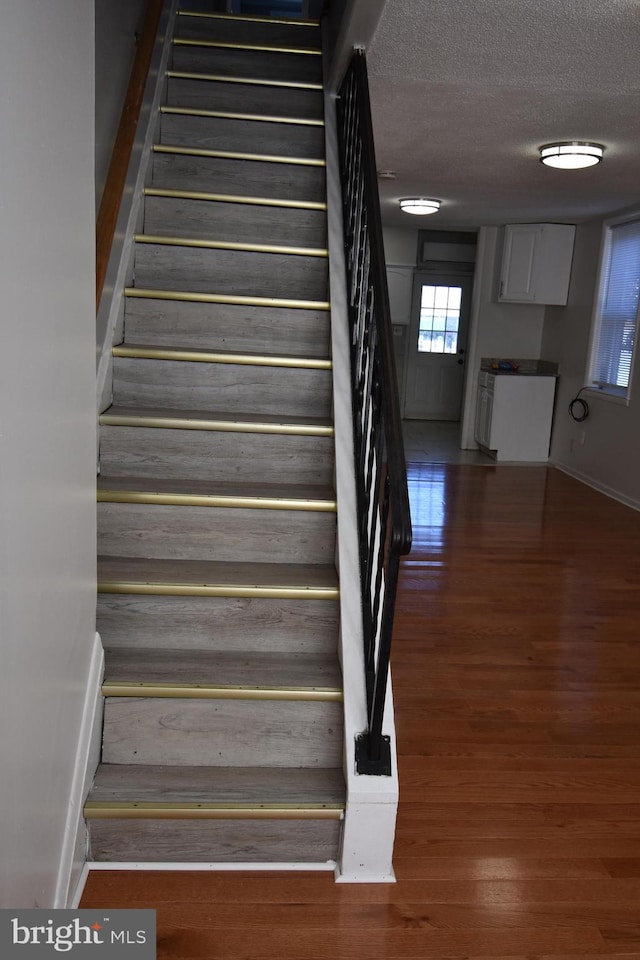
<box><xmin>543</xmin><ymin>217</ymin><xmax>640</xmax><ymax>508</ymax></box>
<box><xmin>326</xmin><ymin>0</ymin><xmax>388</xmax><ymax>91</ymax></box>
<box><xmin>383</xmin><ymin>226</ymin><xmax>417</xmax><ymax>398</ymax></box>
<box><xmin>460</xmin><ymin>227</ymin><xmax>547</xmax><ymax>446</ymax></box>
<box><xmin>383</xmin><ymin>225</ymin><xmax>418</xmax><ymax>269</ymax></box>
<box><xmin>0</xmin><ymin>1</ymin><xmax>97</xmax><ymax>908</ymax></box>
<box><xmin>384</xmin><ymin>226</ymin><xmax>417</xmax><ymax>324</ymax></box>
<box><xmin>95</xmin><ymin>0</ymin><xmax>147</xmax><ymax>211</ymax></box>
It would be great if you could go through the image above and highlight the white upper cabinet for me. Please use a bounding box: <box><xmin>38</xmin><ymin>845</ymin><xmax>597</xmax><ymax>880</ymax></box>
<box><xmin>498</xmin><ymin>223</ymin><xmax>575</xmax><ymax>305</ymax></box>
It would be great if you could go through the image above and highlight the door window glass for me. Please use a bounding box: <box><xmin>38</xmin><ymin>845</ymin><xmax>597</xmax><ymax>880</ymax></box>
<box><xmin>418</xmin><ymin>284</ymin><xmax>461</xmax><ymax>353</ymax></box>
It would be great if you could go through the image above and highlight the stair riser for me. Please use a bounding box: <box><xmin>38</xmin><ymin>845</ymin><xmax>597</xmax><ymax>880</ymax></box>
<box><xmin>97</xmin><ymin>595</ymin><xmax>339</xmax><ymax>653</ymax></box>
<box><xmin>124</xmin><ymin>296</ymin><xmax>329</xmax><ymax>355</ymax></box>
<box><xmin>170</xmin><ymin>44</ymin><xmax>322</xmax><ymax>84</ymax></box>
<box><xmin>160</xmin><ymin>112</ymin><xmax>324</xmax><ymax>159</ymax></box>
<box><xmin>133</xmin><ymin>242</ymin><xmax>328</xmax><ymax>301</ymax></box>
<box><xmin>89</xmin><ymin>818</ymin><xmax>340</xmax><ymax>863</ymax></box>
<box><xmin>89</xmin><ymin>762</ymin><xmax>344</xmax><ymax>802</ymax></box>
<box><xmin>112</xmin><ymin>358</ymin><xmax>332</xmax><ymax>418</ymax></box>
<box><xmin>153</xmin><ymin>151</ymin><xmax>326</xmax><ymax>202</ymax></box>
<box><xmin>175</xmin><ymin>14</ymin><xmax>321</xmax><ymax>50</ymax></box>
<box><xmin>102</xmin><ymin>697</ymin><xmax>343</xmax><ymax>767</ymax></box>
<box><xmin>104</xmin><ymin>648</ymin><xmax>341</xmax><ymax>690</ymax></box>
<box><xmin>98</xmin><ymin>502</ymin><xmax>336</xmax><ymax>564</ymax></box>
<box><xmin>99</xmin><ymin>427</ymin><xmax>335</xmax><ymax>484</ymax></box>
<box><xmin>167</xmin><ymin>76</ymin><xmax>324</xmax><ymax>121</ymax></box>
<box><xmin>143</xmin><ymin>196</ymin><xmax>327</xmax><ymax>250</ymax></box>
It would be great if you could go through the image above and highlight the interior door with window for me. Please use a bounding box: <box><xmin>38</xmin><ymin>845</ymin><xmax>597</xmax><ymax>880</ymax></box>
<box><xmin>403</xmin><ymin>273</ymin><xmax>472</xmax><ymax>420</ymax></box>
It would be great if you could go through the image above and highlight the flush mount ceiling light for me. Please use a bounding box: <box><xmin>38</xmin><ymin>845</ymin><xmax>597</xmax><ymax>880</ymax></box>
<box><xmin>539</xmin><ymin>141</ymin><xmax>605</xmax><ymax>169</ymax></box>
<box><xmin>399</xmin><ymin>198</ymin><xmax>441</xmax><ymax>215</ymax></box>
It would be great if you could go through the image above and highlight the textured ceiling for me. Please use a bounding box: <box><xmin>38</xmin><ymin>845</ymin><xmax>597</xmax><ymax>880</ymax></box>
<box><xmin>363</xmin><ymin>0</ymin><xmax>640</xmax><ymax>229</ymax></box>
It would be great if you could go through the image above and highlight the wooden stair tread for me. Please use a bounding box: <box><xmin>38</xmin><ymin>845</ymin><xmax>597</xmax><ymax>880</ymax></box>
<box><xmin>133</xmin><ymin>236</ymin><xmax>328</xmax><ymax>256</ymax></box>
<box><xmin>173</xmin><ymin>38</ymin><xmax>322</xmax><ymax>56</ymax></box>
<box><xmin>88</xmin><ymin>764</ymin><xmax>344</xmax><ymax>807</ymax></box>
<box><xmin>166</xmin><ymin>70</ymin><xmax>323</xmax><ymax>92</ymax></box>
<box><xmin>160</xmin><ymin>105</ymin><xmax>324</xmax><ymax>127</ymax></box>
<box><xmin>103</xmin><ymin>648</ymin><xmax>342</xmax><ymax>691</ymax></box>
<box><xmin>100</xmin><ymin>404</ymin><xmax>333</xmax><ymax>431</ymax></box>
<box><xmin>179</xmin><ymin>9</ymin><xmax>319</xmax><ymax>20</ymax></box>
<box><xmin>144</xmin><ymin>185</ymin><xmax>326</xmax><ymax>210</ymax></box>
<box><xmin>124</xmin><ymin>288</ymin><xmax>330</xmax><ymax>312</ymax></box>
<box><xmin>169</xmin><ymin>46</ymin><xmax>322</xmax><ymax>88</ymax></box>
<box><xmin>165</xmin><ymin>76</ymin><xmax>324</xmax><ymax>124</ymax></box>
<box><xmin>113</xmin><ymin>342</ymin><xmax>331</xmax><ymax>367</ymax></box>
<box><xmin>97</xmin><ymin>474</ymin><xmax>335</xmax><ymax>504</ymax></box>
<box><xmin>178</xmin><ymin>10</ymin><xmax>321</xmax><ymax>28</ymax></box>
<box><xmin>154</xmin><ymin>142</ymin><xmax>325</xmax><ymax>166</ymax></box>
<box><xmin>98</xmin><ymin>555</ymin><xmax>338</xmax><ymax>591</ymax></box>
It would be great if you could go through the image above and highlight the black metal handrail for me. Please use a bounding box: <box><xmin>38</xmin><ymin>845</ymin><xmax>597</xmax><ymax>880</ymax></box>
<box><xmin>336</xmin><ymin>50</ymin><xmax>412</xmax><ymax>775</ymax></box>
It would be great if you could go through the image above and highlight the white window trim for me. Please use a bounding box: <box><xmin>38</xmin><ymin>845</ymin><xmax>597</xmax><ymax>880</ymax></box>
<box><xmin>585</xmin><ymin>209</ymin><xmax>640</xmax><ymax>406</ymax></box>
<box><xmin>582</xmin><ymin>386</ymin><xmax>628</xmax><ymax>407</ymax></box>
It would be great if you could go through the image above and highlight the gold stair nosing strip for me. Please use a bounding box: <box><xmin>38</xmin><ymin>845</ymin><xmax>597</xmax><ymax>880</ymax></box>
<box><xmin>112</xmin><ymin>344</ymin><xmax>331</xmax><ymax>370</ymax></box>
<box><xmin>178</xmin><ymin>10</ymin><xmax>319</xmax><ymax>28</ymax></box>
<box><xmin>167</xmin><ymin>70</ymin><xmax>323</xmax><ymax>91</ymax></box>
<box><xmin>161</xmin><ymin>105</ymin><xmax>324</xmax><ymax>127</ymax></box>
<box><xmin>85</xmin><ymin>802</ymin><xmax>343</xmax><ymax>821</ymax></box>
<box><xmin>144</xmin><ymin>187</ymin><xmax>326</xmax><ymax>211</ymax></box>
<box><xmin>153</xmin><ymin>143</ymin><xmax>325</xmax><ymax>167</ymax></box>
<box><xmin>124</xmin><ymin>287</ymin><xmax>331</xmax><ymax>311</ymax></box>
<box><xmin>134</xmin><ymin>234</ymin><xmax>328</xmax><ymax>258</ymax></box>
<box><xmin>97</xmin><ymin>581</ymin><xmax>339</xmax><ymax>600</ymax></box>
<box><xmin>102</xmin><ymin>681</ymin><xmax>343</xmax><ymax>702</ymax></box>
<box><xmin>173</xmin><ymin>38</ymin><xmax>321</xmax><ymax>56</ymax></box>
<box><xmin>99</xmin><ymin>412</ymin><xmax>334</xmax><ymax>438</ymax></box>
<box><xmin>97</xmin><ymin>490</ymin><xmax>336</xmax><ymax>513</ymax></box>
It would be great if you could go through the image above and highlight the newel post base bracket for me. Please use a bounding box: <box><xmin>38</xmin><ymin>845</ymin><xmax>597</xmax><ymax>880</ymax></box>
<box><xmin>355</xmin><ymin>733</ymin><xmax>392</xmax><ymax>776</ymax></box>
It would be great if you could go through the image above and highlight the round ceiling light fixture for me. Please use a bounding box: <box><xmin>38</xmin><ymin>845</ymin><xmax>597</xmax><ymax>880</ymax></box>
<box><xmin>399</xmin><ymin>198</ymin><xmax>441</xmax><ymax>215</ymax></box>
<box><xmin>539</xmin><ymin>141</ymin><xmax>604</xmax><ymax>169</ymax></box>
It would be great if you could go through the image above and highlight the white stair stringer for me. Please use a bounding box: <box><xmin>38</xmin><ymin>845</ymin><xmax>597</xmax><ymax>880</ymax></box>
<box><xmin>321</xmin><ymin>28</ymin><xmax>399</xmax><ymax>882</ymax></box>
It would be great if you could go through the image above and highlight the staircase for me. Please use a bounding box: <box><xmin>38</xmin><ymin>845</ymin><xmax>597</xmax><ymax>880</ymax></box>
<box><xmin>86</xmin><ymin>5</ymin><xmax>346</xmax><ymax>865</ymax></box>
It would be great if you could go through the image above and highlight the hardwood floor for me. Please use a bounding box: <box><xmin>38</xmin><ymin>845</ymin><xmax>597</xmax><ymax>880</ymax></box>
<box><xmin>81</xmin><ymin>464</ymin><xmax>640</xmax><ymax>958</ymax></box>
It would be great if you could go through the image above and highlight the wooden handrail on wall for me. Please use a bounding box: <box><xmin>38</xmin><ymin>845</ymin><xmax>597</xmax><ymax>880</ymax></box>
<box><xmin>96</xmin><ymin>0</ymin><xmax>164</xmax><ymax>306</ymax></box>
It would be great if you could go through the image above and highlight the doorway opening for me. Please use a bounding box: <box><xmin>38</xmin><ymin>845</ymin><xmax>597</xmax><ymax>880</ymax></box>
<box><xmin>397</xmin><ymin>229</ymin><xmax>480</xmax><ymax>464</ymax></box>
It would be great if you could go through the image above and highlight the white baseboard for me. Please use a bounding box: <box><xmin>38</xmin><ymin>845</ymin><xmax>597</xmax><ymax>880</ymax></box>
<box><xmin>69</xmin><ymin>864</ymin><xmax>92</xmax><ymax>908</ymax></box>
<box><xmin>56</xmin><ymin>633</ymin><xmax>105</xmax><ymax>908</ymax></box>
<box><xmin>86</xmin><ymin>861</ymin><xmax>336</xmax><ymax>873</ymax></box>
<box><xmin>551</xmin><ymin>460</ymin><xmax>640</xmax><ymax>512</ymax></box>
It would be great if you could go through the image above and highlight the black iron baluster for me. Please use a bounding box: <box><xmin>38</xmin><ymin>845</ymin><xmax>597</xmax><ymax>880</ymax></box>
<box><xmin>336</xmin><ymin>51</ymin><xmax>412</xmax><ymax>775</ymax></box>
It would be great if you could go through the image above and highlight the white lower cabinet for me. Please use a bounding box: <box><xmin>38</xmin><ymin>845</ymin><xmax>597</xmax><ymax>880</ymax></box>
<box><xmin>475</xmin><ymin>373</ymin><xmax>557</xmax><ymax>461</ymax></box>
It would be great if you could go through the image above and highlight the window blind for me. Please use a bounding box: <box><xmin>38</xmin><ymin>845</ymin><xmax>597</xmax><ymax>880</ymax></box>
<box><xmin>589</xmin><ymin>218</ymin><xmax>640</xmax><ymax>397</ymax></box>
